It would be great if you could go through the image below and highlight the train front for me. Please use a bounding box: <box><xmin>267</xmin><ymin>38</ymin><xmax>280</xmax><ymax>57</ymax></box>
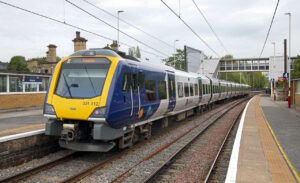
<box><xmin>43</xmin><ymin>49</ymin><xmax>121</xmax><ymax>152</ymax></box>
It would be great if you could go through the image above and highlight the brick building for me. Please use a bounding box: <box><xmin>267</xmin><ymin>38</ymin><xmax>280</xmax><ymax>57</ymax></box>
<box><xmin>27</xmin><ymin>31</ymin><xmax>88</xmax><ymax>74</ymax></box>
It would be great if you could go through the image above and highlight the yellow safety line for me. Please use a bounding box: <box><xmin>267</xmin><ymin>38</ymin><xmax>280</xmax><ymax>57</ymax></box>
<box><xmin>259</xmin><ymin>103</ymin><xmax>300</xmax><ymax>183</ymax></box>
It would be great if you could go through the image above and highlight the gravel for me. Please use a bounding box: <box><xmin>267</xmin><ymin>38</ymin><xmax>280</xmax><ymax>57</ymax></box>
<box><xmin>0</xmin><ymin>99</ymin><xmax>243</xmax><ymax>183</ymax></box>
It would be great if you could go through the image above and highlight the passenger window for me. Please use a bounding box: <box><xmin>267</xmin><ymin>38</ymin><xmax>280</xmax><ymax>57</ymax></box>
<box><xmin>184</xmin><ymin>83</ymin><xmax>189</xmax><ymax>97</ymax></box>
<box><xmin>178</xmin><ymin>82</ymin><xmax>183</xmax><ymax>98</ymax></box>
<box><xmin>195</xmin><ymin>84</ymin><xmax>198</xmax><ymax>96</ymax></box>
<box><xmin>158</xmin><ymin>81</ymin><xmax>167</xmax><ymax>100</ymax></box>
<box><xmin>132</xmin><ymin>74</ymin><xmax>137</xmax><ymax>90</ymax></box>
<box><xmin>122</xmin><ymin>73</ymin><xmax>131</xmax><ymax>91</ymax></box>
<box><xmin>190</xmin><ymin>84</ymin><xmax>194</xmax><ymax>96</ymax></box>
<box><xmin>145</xmin><ymin>80</ymin><xmax>156</xmax><ymax>102</ymax></box>
<box><xmin>138</xmin><ymin>73</ymin><xmax>145</xmax><ymax>88</ymax></box>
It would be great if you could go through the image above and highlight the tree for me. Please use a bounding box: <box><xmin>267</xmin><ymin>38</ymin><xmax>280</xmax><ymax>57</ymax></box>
<box><xmin>221</xmin><ymin>54</ymin><xmax>233</xmax><ymax>60</ymax></box>
<box><xmin>163</xmin><ymin>49</ymin><xmax>185</xmax><ymax>70</ymax></box>
<box><xmin>128</xmin><ymin>46</ymin><xmax>141</xmax><ymax>58</ymax></box>
<box><xmin>291</xmin><ymin>55</ymin><xmax>300</xmax><ymax>79</ymax></box>
<box><xmin>7</xmin><ymin>56</ymin><xmax>29</xmax><ymax>72</ymax></box>
<box><xmin>219</xmin><ymin>71</ymin><xmax>267</xmax><ymax>89</ymax></box>
<box><xmin>135</xmin><ymin>46</ymin><xmax>141</xmax><ymax>58</ymax></box>
<box><xmin>128</xmin><ymin>47</ymin><xmax>135</xmax><ymax>57</ymax></box>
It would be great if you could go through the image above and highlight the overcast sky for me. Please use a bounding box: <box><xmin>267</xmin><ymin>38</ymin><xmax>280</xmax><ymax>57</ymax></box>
<box><xmin>0</xmin><ymin>0</ymin><xmax>299</xmax><ymax>63</ymax></box>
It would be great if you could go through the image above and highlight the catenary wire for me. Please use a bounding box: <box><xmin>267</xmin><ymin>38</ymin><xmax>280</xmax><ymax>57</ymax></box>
<box><xmin>81</xmin><ymin>0</ymin><xmax>174</xmax><ymax>49</ymax></box>
<box><xmin>258</xmin><ymin>0</ymin><xmax>280</xmax><ymax>58</ymax></box>
<box><xmin>66</xmin><ymin>0</ymin><xmax>170</xmax><ymax>57</ymax></box>
<box><xmin>0</xmin><ymin>0</ymin><xmax>166</xmax><ymax>59</ymax></box>
<box><xmin>160</xmin><ymin>0</ymin><xmax>220</xmax><ymax>57</ymax></box>
<box><xmin>191</xmin><ymin>0</ymin><xmax>229</xmax><ymax>54</ymax></box>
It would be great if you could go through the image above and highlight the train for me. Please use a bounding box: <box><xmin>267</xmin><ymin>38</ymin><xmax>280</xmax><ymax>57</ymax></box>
<box><xmin>44</xmin><ymin>48</ymin><xmax>250</xmax><ymax>152</ymax></box>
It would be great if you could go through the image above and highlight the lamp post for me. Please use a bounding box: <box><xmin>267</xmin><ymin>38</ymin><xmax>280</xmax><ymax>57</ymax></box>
<box><xmin>173</xmin><ymin>39</ymin><xmax>179</xmax><ymax>68</ymax></box>
<box><xmin>271</xmin><ymin>42</ymin><xmax>276</xmax><ymax>98</ymax></box>
<box><xmin>117</xmin><ymin>10</ymin><xmax>124</xmax><ymax>48</ymax></box>
<box><xmin>285</xmin><ymin>12</ymin><xmax>291</xmax><ymax>108</ymax></box>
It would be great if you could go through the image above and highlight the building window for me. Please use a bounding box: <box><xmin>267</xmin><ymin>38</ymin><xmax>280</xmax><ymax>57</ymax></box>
<box><xmin>253</xmin><ymin>61</ymin><xmax>258</xmax><ymax>70</ymax></box>
<box><xmin>190</xmin><ymin>84</ymin><xmax>194</xmax><ymax>96</ymax></box>
<box><xmin>25</xmin><ymin>83</ymin><xmax>38</xmax><ymax>92</ymax></box>
<box><xmin>246</xmin><ymin>61</ymin><xmax>251</xmax><ymax>70</ymax></box>
<box><xmin>184</xmin><ymin>83</ymin><xmax>189</xmax><ymax>97</ymax></box>
<box><xmin>233</xmin><ymin>61</ymin><xmax>238</xmax><ymax>70</ymax></box>
<box><xmin>0</xmin><ymin>75</ymin><xmax>7</xmax><ymax>92</ymax></box>
<box><xmin>9</xmin><ymin>76</ymin><xmax>23</xmax><ymax>92</ymax></box>
<box><xmin>194</xmin><ymin>84</ymin><xmax>198</xmax><ymax>96</ymax></box>
<box><xmin>220</xmin><ymin>61</ymin><xmax>225</xmax><ymax>71</ymax></box>
<box><xmin>158</xmin><ymin>80</ymin><xmax>167</xmax><ymax>100</ymax></box>
<box><xmin>145</xmin><ymin>80</ymin><xmax>156</xmax><ymax>102</ymax></box>
<box><xmin>39</xmin><ymin>77</ymin><xmax>49</xmax><ymax>91</ymax></box>
<box><xmin>239</xmin><ymin>61</ymin><xmax>245</xmax><ymax>70</ymax></box>
<box><xmin>259</xmin><ymin>60</ymin><xmax>266</xmax><ymax>70</ymax></box>
<box><xmin>265</xmin><ymin>60</ymin><xmax>269</xmax><ymax>70</ymax></box>
<box><xmin>226</xmin><ymin>61</ymin><xmax>232</xmax><ymax>70</ymax></box>
<box><xmin>178</xmin><ymin>82</ymin><xmax>183</xmax><ymax>98</ymax></box>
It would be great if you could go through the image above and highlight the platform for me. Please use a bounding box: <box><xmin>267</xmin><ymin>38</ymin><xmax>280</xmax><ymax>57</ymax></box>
<box><xmin>0</xmin><ymin>108</ymin><xmax>46</xmax><ymax>137</ymax></box>
<box><xmin>226</xmin><ymin>95</ymin><xmax>300</xmax><ymax>183</ymax></box>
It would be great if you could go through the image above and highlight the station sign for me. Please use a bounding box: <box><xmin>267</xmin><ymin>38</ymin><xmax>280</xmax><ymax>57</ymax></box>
<box><xmin>283</xmin><ymin>72</ymin><xmax>289</xmax><ymax>78</ymax></box>
<box><xmin>22</xmin><ymin>76</ymin><xmax>42</xmax><ymax>83</ymax></box>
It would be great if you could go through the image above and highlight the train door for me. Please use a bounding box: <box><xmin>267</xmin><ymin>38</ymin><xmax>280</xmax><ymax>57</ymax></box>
<box><xmin>167</xmin><ymin>71</ymin><xmax>176</xmax><ymax>112</ymax></box>
<box><xmin>198</xmin><ymin>78</ymin><xmax>202</xmax><ymax>102</ymax></box>
<box><xmin>129</xmin><ymin>65</ymin><xmax>142</xmax><ymax>123</ymax></box>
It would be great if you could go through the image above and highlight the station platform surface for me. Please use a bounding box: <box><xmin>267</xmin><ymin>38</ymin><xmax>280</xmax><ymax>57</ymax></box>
<box><xmin>0</xmin><ymin>108</ymin><xmax>46</xmax><ymax>137</ymax></box>
<box><xmin>226</xmin><ymin>95</ymin><xmax>300</xmax><ymax>183</ymax></box>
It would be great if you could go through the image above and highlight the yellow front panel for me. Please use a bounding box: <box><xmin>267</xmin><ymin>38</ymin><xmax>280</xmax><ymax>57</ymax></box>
<box><xmin>46</xmin><ymin>55</ymin><xmax>120</xmax><ymax>121</ymax></box>
<box><xmin>52</xmin><ymin>95</ymin><xmax>101</xmax><ymax>120</ymax></box>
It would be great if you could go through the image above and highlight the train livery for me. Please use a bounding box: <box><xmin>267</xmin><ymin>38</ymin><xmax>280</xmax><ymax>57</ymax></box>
<box><xmin>44</xmin><ymin>48</ymin><xmax>250</xmax><ymax>152</ymax></box>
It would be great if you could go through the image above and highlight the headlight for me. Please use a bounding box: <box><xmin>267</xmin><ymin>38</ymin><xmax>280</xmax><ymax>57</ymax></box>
<box><xmin>90</xmin><ymin>107</ymin><xmax>106</xmax><ymax>118</ymax></box>
<box><xmin>44</xmin><ymin>104</ymin><xmax>56</xmax><ymax>115</ymax></box>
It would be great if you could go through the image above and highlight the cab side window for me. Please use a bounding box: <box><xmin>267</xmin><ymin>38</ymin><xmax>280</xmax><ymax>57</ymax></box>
<box><xmin>122</xmin><ymin>73</ymin><xmax>131</xmax><ymax>91</ymax></box>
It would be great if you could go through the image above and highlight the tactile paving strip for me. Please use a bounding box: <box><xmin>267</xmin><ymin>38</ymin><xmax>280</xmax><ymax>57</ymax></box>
<box><xmin>256</xmin><ymin>96</ymin><xmax>296</xmax><ymax>183</ymax></box>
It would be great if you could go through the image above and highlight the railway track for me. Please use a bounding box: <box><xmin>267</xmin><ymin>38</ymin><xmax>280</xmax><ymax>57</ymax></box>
<box><xmin>114</xmin><ymin>97</ymin><xmax>249</xmax><ymax>183</ymax></box>
<box><xmin>0</xmin><ymin>152</ymin><xmax>79</xmax><ymax>183</ymax></box>
<box><xmin>61</xmin><ymin>99</ymin><xmax>242</xmax><ymax>183</ymax></box>
<box><xmin>0</xmin><ymin>97</ymin><xmax>249</xmax><ymax>183</ymax></box>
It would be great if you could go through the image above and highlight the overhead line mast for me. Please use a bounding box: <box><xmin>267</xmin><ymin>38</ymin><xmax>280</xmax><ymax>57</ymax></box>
<box><xmin>161</xmin><ymin>0</ymin><xmax>220</xmax><ymax>58</ymax></box>
<box><xmin>191</xmin><ymin>0</ymin><xmax>229</xmax><ymax>54</ymax></box>
<box><xmin>0</xmin><ymin>0</ymin><xmax>166</xmax><ymax>59</ymax></box>
<box><xmin>66</xmin><ymin>0</ymin><xmax>170</xmax><ymax>58</ymax></box>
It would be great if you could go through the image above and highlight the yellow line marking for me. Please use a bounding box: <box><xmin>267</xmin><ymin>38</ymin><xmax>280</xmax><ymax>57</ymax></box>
<box><xmin>259</xmin><ymin>103</ymin><xmax>300</xmax><ymax>183</ymax></box>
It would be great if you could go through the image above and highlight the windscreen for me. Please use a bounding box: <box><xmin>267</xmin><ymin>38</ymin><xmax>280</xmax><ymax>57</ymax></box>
<box><xmin>55</xmin><ymin>58</ymin><xmax>111</xmax><ymax>98</ymax></box>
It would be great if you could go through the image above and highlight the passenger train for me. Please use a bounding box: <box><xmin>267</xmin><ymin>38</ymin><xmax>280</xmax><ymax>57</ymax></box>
<box><xmin>44</xmin><ymin>48</ymin><xmax>250</xmax><ymax>152</ymax></box>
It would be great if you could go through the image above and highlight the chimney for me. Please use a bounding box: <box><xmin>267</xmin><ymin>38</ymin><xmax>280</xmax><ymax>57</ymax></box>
<box><xmin>72</xmin><ymin>31</ymin><xmax>88</xmax><ymax>52</ymax></box>
<box><xmin>46</xmin><ymin>44</ymin><xmax>57</xmax><ymax>63</ymax></box>
<box><xmin>110</xmin><ymin>40</ymin><xmax>118</xmax><ymax>51</ymax></box>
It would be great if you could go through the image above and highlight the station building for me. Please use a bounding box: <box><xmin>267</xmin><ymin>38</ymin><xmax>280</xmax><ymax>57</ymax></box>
<box><xmin>0</xmin><ymin>31</ymin><xmax>88</xmax><ymax>110</ymax></box>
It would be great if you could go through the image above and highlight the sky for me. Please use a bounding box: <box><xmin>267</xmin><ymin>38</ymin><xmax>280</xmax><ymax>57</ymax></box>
<box><xmin>0</xmin><ymin>0</ymin><xmax>299</xmax><ymax>63</ymax></box>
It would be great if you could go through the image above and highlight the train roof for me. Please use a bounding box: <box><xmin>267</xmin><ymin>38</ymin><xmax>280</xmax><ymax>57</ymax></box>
<box><xmin>69</xmin><ymin>48</ymin><xmax>248</xmax><ymax>87</ymax></box>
